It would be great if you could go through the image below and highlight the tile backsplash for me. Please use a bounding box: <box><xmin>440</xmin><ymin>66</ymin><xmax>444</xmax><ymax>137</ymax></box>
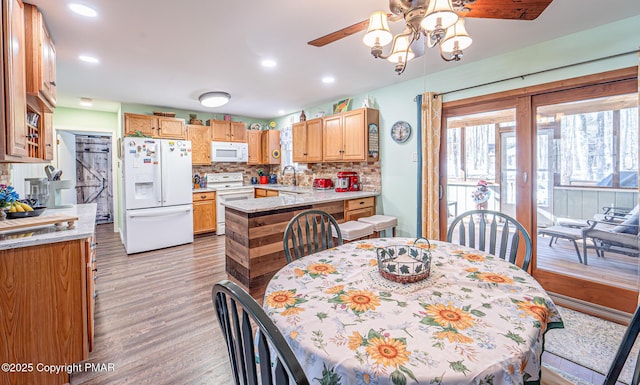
<box><xmin>192</xmin><ymin>162</ymin><xmax>381</xmax><ymax>192</ymax></box>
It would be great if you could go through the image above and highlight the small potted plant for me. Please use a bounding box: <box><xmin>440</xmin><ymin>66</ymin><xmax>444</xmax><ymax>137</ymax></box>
<box><xmin>0</xmin><ymin>184</ymin><xmax>19</xmax><ymax>220</ymax></box>
<box><xmin>257</xmin><ymin>169</ymin><xmax>268</xmax><ymax>184</ymax></box>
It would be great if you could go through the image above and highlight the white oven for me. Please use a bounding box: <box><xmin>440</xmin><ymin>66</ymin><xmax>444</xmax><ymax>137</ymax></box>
<box><xmin>216</xmin><ymin>188</ymin><xmax>254</xmax><ymax>235</ymax></box>
<box><xmin>211</xmin><ymin>141</ymin><xmax>248</xmax><ymax>163</ymax></box>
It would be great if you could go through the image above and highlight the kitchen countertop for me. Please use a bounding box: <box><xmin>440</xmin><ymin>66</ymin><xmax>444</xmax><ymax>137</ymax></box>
<box><xmin>0</xmin><ymin>203</ymin><xmax>97</xmax><ymax>250</ymax></box>
<box><xmin>222</xmin><ymin>186</ymin><xmax>378</xmax><ymax>213</ymax></box>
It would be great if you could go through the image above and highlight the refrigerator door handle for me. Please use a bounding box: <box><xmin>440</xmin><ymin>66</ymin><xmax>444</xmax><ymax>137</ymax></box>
<box><xmin>128</xmin><ymin>207</ymin><xmax>192</xmax><ymax>218</ymax></box>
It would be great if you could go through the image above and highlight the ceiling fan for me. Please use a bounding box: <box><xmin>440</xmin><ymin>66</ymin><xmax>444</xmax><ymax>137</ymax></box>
<box><xmin>308</xmin><ymin>0</ymin><xmax>554</xmax><ymax>74</ymax></box>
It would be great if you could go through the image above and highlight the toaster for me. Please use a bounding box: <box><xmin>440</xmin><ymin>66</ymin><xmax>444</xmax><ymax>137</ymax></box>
<box><xmin>313</xmin><ymin>178</ymin><xmax>333</xmax><ymax>190</ymax></box>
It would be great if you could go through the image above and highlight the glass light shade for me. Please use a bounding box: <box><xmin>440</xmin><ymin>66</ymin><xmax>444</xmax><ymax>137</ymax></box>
<box><xmin>440</xmin><ymin>18</ymin><xmax>472</xmax><ymax>53</ymax></box>
<box><xmin>421</xmin><ymin>0</ymin><xmax>458</xmax><ymax>31</ymax></box>
<box><xmin>199</xmin><ymin>92</ymin><xmax>231</xmax><ymax>107</ymax></box>
<box><xmin>387</xmin><ymin>35</ymin><xmax>415</xmax><ymax>63</ymax></box>
<box><xmin>363</xmin><ymin>11</ymin><xmax>393</xmax><ymax>47</ymax></box>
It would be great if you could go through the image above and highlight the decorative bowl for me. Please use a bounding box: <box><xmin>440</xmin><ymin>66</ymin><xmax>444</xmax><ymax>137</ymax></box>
<box><xmin>5</xmin><ymin>206</ymin><xmax>47</xmax><ymax>219</ymax></box>
<box><xmin>376</xmin><ymin>237</ymin><xmax>432</xmax><ymax>284</ymax></box>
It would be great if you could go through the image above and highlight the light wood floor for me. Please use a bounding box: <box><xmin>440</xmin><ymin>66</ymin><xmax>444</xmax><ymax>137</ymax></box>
<box><xmin>71</xmin><ymin>224</ymin><xmax>615</xmax><ymax>385</ymax></box>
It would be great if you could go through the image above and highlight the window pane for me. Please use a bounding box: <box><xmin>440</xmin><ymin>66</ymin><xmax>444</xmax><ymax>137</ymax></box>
<box><xmin>447</xmin><ymin>128</ymin><xmax>462</xmax><ymax>180</ymax></box>
<box><xmin>464</xmin><ymin>124</ymin><xmax>496</xmax><ymax>181</ymax></box>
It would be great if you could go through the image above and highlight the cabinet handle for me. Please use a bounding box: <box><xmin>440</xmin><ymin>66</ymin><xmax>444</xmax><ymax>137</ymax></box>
<box><xmin>93</xmin><ymin>291</ymin><xmax>98</xmax><ymax>299</ymax></box>
<box><xmin>200</xmin><ymin>195</ymin><xmax>207</xmax><ymax>199</ymax></box>
<box><xmin>50</xmin><ymin>81</ymin><xmax>56</xmax><ymax>86</ymax></box>
<box><xmin>92</xmin><ymin>257</ymin><xmax>96</xmax><ymax>263</ymax></box>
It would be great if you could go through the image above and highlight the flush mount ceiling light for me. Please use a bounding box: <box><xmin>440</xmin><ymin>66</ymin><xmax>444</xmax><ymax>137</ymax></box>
<box><xmin>199</xmin><ymin>92</ymin><xmax>231</xmax><ymax>108</ymax></box>
<box><xmin>307</xmin><ymin>0</ymin><xmax>553</xmax><ymax>75</ymax></box>
<box><xmin>79</xmin><ymin>97</ymin><xmax>93</xmax><ymax>107</ymax></box>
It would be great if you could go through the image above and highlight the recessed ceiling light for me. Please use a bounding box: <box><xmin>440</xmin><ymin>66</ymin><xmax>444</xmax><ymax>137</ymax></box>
<box><xmin>68</xmin><ymin>3</ymin><xmax>97</xmax><ymax>17</ymax></box>
<box><xmin>261</xmin><ymin>59</ymin><xmax>277</xmax><ymax>68</ymax></box>
<box><xmin>278</xmin><ymin>110</ymin><xmax>285</xmax><ymax>115</ymax></box>
<box><xmin>78</xmin><ymin>55</ymin><xmax>99</xmax><ymax>64</ymax></box>
<box><xmin>322</xmin><ymin>76</ymin><xmax>335</xmax><ymax>84</ymax></box>
<box><xmin>79</xmin><ymin>97</ymin><xmax>93</xmax><ymax>107</ymax></box>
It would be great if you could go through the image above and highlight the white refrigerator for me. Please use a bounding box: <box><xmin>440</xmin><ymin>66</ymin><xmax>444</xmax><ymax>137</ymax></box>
<box><xmin>122</xmin><ymin>137</ymin><xmax>194</xmax><ymax>254</ymax></box>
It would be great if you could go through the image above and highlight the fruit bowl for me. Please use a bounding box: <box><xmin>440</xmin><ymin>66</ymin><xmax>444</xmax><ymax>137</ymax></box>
<box><xmin>5</xmin><ymin>206</ymin><xmax>47</xmax><ymax>219</ymax></box>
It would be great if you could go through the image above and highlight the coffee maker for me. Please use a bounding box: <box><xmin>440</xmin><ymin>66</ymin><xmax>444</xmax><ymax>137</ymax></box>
<box><xmin>336</xmin><ymin>171</ymin><xmax>360</xmax><ymax>192</ymax></box>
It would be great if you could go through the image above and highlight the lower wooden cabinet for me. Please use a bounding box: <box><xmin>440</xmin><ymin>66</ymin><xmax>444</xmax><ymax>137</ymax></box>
<box><xmin>255</xmin><ymin>188</ymin><xmax>278</xmax><ymax>198</ymax></box>
<box><xmin>0</xmin><ymin>236</ymin><xmax>95</xmax><ymax>385</ymax></box>
<box><xmin>344</xmin><ymin>197</ymin><xmax>375</xmax><ymax>221</ymax></box>
<box><xmin>193</xmin><ymin>191</ymin><xmax>216</xmax><ymax>234</ymax></box>
<box><xmin>85</xmin><ymin>235</ymin><xmax>97</xmax><ymax>352</ymax></box>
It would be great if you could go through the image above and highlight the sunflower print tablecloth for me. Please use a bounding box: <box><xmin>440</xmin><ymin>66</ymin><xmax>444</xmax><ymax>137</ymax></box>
<box><xmin>264</xmin><ymin>238</ymin><xmax>563</xmax><ymax>385</ymax></box>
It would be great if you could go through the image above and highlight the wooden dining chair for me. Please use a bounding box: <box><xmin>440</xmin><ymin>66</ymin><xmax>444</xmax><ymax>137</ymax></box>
<box><xmin>542</xmin><ymin>304</ymin><xmax>640</xmax><ymax>385</ymax></box>
<box><xmin>212</xmin><ymin>280</ymin><xmax>310</xmax><ymax>385</ymax></box>
<box><xmin>446</xmin><ymin>209</ymin><xmax>533</xmax><ymax>271</ymax></box>
<box><xmin>283</xmin><ymin>209</ymin><xmax>343</xmax><ymax>263</ymax></box>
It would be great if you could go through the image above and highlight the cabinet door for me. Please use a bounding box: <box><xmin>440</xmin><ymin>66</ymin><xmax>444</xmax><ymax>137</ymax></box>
<box><xmin>306</xmin><ymin>118</ymin><xmax>323</xmax><ymax>162</ymax></box>
<box><xmin>255</xmin><ymin>188</ymin><xmax>267</xmax><ymax>198</ymax></box>
<box><xmin>263</xmin><ymin>130</ymin><xmax>280</xmax><ymax>165</ymax></box>
<box><xmin>230</xmin><ymin>122</ymin><xmax>247</xmax><ymax>142</ymax></box>
<box><xmin>292</xmin><ymin>122</ymin><xmax>307</xmax><ymax>162</ymax></box>
<box><xmin>42</xmin><ymin>112</ymin><xmax>53</xmax><ymax>160</ymax></box>
<box><xmin>193</xmin><ymin>199</ymin><xmax>216</xmax><ymax>234</ymax></box>
<box><xmin>247</xmin><ymin>130</ymin><xmax>262</xmax><ymax>165</ymax></box>
<box><xmin>345</xmin><ymin>206</ymin><xmax>375</xmax><ymax>222</ymax></box>
<box><xmin>4</xmin><ymin>0</ymin><xmax>28</xmax><ymax>157</ymax></box>
<box><xmin>266</xmin><ymin>190</ymin><xmax>279</xmax><ymax>197</ymax></box>
<box><xmin>187</xmin><ymin>124</ymin><xmax>211</xmax><ymax>165</ymax></box>
<box><xmin>43</xmin><ymin>28</ymin><xmax>56</xmax><ymax>105</ymax></box>
<box><xmin>342</xmin><ymin>109</ymin><xmax>366</xmax><ymax>161</ymax></box>
<box><xmin>124</xmin><ymin>113</ymin><xmax>156</xmax><ymax>137</ymax></box>
<box><xmin>210</xmin><ymin>120</ymin><xmax>230</xmax><ymax>141</ymax></box>
<box><xmin>157</xmin><ymin>117</ymin><xmax>185</xmax><ymax>139</ymax></box>
<box><xmin>323</xmin><ymin>115</ymin><xmax>343</xmax><ymax>161</ymax></box>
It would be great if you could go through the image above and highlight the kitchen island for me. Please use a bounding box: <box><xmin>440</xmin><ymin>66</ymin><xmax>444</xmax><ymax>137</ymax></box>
<box><xmin>0</xmin><ymin>204</ymin><xmax>97</xmax><ymax>385</ymax></box>
<box><xmin>222</xmin><ymin>187</ymin><xmax>379</xmax><ymax>300</ymax></box>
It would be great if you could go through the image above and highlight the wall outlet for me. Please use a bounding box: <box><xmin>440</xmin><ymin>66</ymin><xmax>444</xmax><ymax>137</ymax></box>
<box><xmin>412</xmin><ymin>152</ymin><xmax>417</xmax><ymax>162</ymax></box>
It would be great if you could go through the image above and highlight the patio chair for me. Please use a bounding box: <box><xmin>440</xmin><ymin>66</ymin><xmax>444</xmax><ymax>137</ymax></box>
<box><xmin>581</xmin><ymin>217</ymin><xmax>639</xmax><ymax>261</ymax></box>
<box><xmin>446</xmin><ymin>210</ymin><xmax>533</xmax><ymax>271</ymax></box>
<box><xmin>542</xmin><ymin>304</ymin><xmax>640</xmax><ymax>385</ymax></box>
<box><xmin>283</xmin><ymin>209</ymin><xmax>342</xmax><ymax>263</ymax></box>
<box><xmin>212</xmin><ymin>280</ymin><xmax>310</xmax><ymax>385</ymax></box>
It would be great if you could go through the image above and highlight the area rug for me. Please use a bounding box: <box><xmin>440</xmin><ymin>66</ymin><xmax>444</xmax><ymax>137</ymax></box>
<box><xmin>545</xmin><ymin>306</ymin><xmax>638</xmax><ymax>384</ymax></box>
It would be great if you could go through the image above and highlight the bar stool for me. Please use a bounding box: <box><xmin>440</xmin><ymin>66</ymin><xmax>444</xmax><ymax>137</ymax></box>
<box><xmin>358</xmin><ymin>214</ymin><xmax>398</xmax><ymax>237</ymax></box>
<box><xmin>338</xmin><ymin>221</ymin><xmax>374</xmax><ymax>242</ymax></box>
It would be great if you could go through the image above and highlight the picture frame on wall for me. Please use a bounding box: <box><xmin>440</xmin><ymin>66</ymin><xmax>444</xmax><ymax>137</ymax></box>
<box><xmin>333</xmin><ymin>98</ymin><xmax>351</xmax><ymax>114</ymax></box>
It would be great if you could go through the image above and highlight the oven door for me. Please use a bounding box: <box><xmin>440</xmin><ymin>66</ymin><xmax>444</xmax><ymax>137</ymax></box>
<box><xmin>216</xmin><ymin>190</ymin><xmax>255</xmax><ymax>235</ymax></box>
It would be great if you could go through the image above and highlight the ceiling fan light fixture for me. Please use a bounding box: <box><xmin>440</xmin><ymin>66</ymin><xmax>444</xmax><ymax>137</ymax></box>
<box><xmin>363</xmin><ymin>11</ymin><xmax>393</xmax><ymax>47</ymax></box>
<box><xmin>387</xmin><ymin>35</ymin><xmax>415</xmax><ymax>64</ymax></box>
<box><xmin>421</xmin><ymin>0</ymin><xmax>458</xmax><ymax>30</ymax></box>
<box><xmin>199</xmin><ymin>91</ymin><xmax>231</xmax><ymax>108</ymax></box>
<box><xmin>440</xmin><ymin>18</ymin><xmax>472</xmax><ymax>53</ymax></box>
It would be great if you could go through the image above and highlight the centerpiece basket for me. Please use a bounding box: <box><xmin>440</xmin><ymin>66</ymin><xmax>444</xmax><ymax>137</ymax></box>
<box><xmin>376</xmin><ymin>237</ymin><xmax>432</xmax><ymax>284</ymax></box>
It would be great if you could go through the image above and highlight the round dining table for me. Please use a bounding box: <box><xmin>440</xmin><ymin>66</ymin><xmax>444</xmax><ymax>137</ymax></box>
<box><xmin>263</xmin><ymin>237</ymin><xmax>564</xmax><ymax>385</ymax></box>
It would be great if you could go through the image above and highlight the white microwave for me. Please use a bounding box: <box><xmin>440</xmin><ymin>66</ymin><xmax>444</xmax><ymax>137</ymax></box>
<box><xmin>211</xmin><ymin>141</ymin><xmax>248</xmax><ymax>163</ymax></box>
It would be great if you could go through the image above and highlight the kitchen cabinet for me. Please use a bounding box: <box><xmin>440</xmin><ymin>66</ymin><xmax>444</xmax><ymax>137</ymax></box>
<box><xmin>208</xmin><ymin>119</ymin><xmax>246</xmax><ymax>142</ymax></box>
<box><xmin>255</xmin><ymin>188</ymin><xmax>278</xmax><ymax>198</ymax></box>
<box><xmin>24</xmin><ymin>3</ymin><xmax>56</xmax><ymax>109</ymax></box>
<box><xmin>344</xmin><ymin>196</ymin><xmax>375</xmax><ymax>222</ymax></box>
<box><xmin>85</xmin><ymin>234</ymin><xmax>97</xmax><ymax>352</ymax></box>
<box><xmin>0</xmin><ymin>236</ymin><xmax>94</xmax><ymax>385</ymax></box>
<box><xmin>193</xmin><ymin>191</ymin><xmax>216</xmax><ymax>234</ymax></box>
<box><xmin>123</xmin><ymin>113</ymin><xmax>186</xmax><ymax>139</ymax></box>
<box><xmin>323</xmin><ymin>108</ymin><xmax>379</xmax><ymax>162</ymax></box>
<box><xmin>187</xmin><ymin>124</ymin><xmax>211</xmax><ymax>165</ymax></box>
<box><xmin>247</xmin><ymin>130</ymin><xmax>262</xmax><ymax>165</ymax></box>
<box><xmin>248</xmin><ymin>130</ymin><xmax>281</xmax><ymax>165</ymax></box>
<box><xmin>292</xmin><ymin>118</ymin><xmax>323</xmax><ymax>163</ymax></box>
<box><xmin>1</xmin><ymin>0</ymin><xmax>29</xmax><ymax>160</ymax></box>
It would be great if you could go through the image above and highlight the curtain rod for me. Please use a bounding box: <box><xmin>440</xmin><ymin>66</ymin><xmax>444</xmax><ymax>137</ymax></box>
<box><xmin>434</xmin><ymin>49</ymin><xmax>639</xmax><ymax>98</ymax></box>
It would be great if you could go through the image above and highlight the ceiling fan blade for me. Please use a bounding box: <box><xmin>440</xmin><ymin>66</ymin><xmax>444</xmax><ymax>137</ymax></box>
<box><xmin>456</xmin><ymin>0</ymin><xmax>554</xmax><ymax>20</ymax></box>
<box><xmin>308</xmin><ymin>19</ymin><xmax>370</xmax><ymax>47</ymax></box>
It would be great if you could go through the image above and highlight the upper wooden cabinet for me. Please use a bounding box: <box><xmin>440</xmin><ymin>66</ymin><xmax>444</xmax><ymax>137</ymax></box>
<box><xmin>1</xmin><ymin>0</ymin><xmax>29</xmax><ymax>160</ymax></box>
<box><xmin>323</xmin><ymin>108</ymin><xmax>379</xmax><ymax>162</ymax></box>
<box><xmin>24</xmin><ymin>3</ymin><xmax>56</xmax><ymax>110</ymax></box>
<box><xmin>209</xmin><ymin>119</ymin><xmax>247</xmax><ymax>142</ymax></box>
<box><xmin>124</xmin><ymin>113</ymin><xmax>186</xmax><ymax>140</ymax></box>
<box><xmin>248</xmin><ymin>130</ymin><xmax>281</xmax><ymax>165</ymax></box>
<box><xmin>187</xmin><ymin>124</ymin><xmax>211</xmax><ymax>165</ymax></box>
<box><xmin>292</xmin><ymin>118</ymin><xmax>323</xmax><ymax>163</ymax></box>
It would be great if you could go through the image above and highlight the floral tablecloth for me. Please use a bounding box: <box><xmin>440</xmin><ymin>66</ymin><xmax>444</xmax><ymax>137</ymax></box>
<box><xmin>264</xmin><ymin>238</ymin><xmax>563</xmax><ymax>385</ymax></box>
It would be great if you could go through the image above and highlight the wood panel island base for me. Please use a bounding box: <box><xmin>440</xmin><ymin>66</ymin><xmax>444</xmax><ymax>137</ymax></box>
<box><xmin>225</xmin><ymin>188</ymin><xmax>378</xmax><ymax>302</ymax></box>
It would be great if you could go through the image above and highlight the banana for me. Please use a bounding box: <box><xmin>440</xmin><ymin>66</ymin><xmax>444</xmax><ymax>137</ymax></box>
<box><xmin>19</xmin><ymin>202</ymin><xmax>33</xmax><ymax>211</ymax></box>
<box><xmin>14</xmin><ymin>202</ymin><xmax>24</xmax><ymax>212</ymax></box>
<box><xmin>9</xmin><ymin>203</ymin><xmax>16</xmax><ymax>213</ymax></box>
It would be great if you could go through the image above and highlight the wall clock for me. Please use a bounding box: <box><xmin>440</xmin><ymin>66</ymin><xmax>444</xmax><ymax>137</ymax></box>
<box><xmin>391</xmin><ymin>121</ymin><xmax>411</xmax><ymax>143</ymax></box>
